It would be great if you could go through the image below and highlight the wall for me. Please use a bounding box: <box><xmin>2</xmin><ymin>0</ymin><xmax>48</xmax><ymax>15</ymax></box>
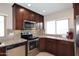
<box><xmin>44</xmin><ymin>8</ymin><xmax>75</xmax><ymax>34</ymax></box>
<box><xmin>0</xmin><ymin>3</ymin><xmax>12</xmax><ymax>29</ymax></box>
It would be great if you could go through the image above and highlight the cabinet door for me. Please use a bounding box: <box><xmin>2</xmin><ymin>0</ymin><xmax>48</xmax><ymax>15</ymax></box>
<box><xmin>56</xmin><ymin>40</ymin><xmax>64</xmax><ymax>56</ymax></box>
<box><xmin>22</xmin><ymin>9</ymin><xmax>30</xmax><ymax>20</ymax></box>
<box><xmin>39</xmin><ymin>38</ymin><xmax>46</xmax><ymax>51</ymax></box>
<box><xmin>36</xmin><ymin>15</ymin><xmax>44</xmax><ymax>30</ymax></box>
<box><xmin>56</xmin><ymin>40</ymin><xmax>74</xmax><ymax>56</ymax></box>
<box><xmin>73</xmin><ymin>3</ymin><xmax>79</xmax><ymax>16</ymax></box>
<box><xmin>39</xmin><ymin>15</ymin><xmax>44</xmax><ymax>30</ymax></box>
<box><xmin>46</xmin><ymin>39</ymin><xmax>56</xmax><ymax>55</ymax></box>
<box><xmin>29</xmin><ymin>12</ymin><xmax>36</xmax><ymax>21</ymax></box>
<box><xmin>63</xmin><ymin>41</ymin><xmax>74</xmax><ymax>56</ymax></box>
<box><xmin>13</xmin><ymin>6</ymin><xmax>24</xmax><ymax>30</ymax></box>
<box><xmin>0</xmin><ymin>47</ymin><xmax>6</xmax><ymax>56</ymax></box>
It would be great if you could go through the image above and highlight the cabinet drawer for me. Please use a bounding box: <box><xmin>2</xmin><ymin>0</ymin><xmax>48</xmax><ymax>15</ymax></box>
<box><xmin>46</xmin><ymin>39</ymin><xmax>56</xmax><ymax>42</ymax></box>
<box><xmin>57</xmin><ymin>40</ymin><xmax>73</xmax><ymax>45</ymax></box>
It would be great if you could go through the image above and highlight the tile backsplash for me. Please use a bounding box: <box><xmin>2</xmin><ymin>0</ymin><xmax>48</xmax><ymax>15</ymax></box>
<box><xmin>6</xmin><ymin>29</ymin><xmax>44</xmax><ymax>38</ymax></box>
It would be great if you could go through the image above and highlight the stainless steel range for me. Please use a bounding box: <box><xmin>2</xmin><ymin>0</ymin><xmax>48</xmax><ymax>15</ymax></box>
<box><xmin>21</xmin><ymin>32</ymin><xmax>39</xmax><ymax>56</ymax></box>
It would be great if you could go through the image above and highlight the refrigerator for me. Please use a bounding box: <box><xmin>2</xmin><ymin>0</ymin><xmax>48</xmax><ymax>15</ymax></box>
<box><xmin>76</xmin><ymin>15</ymin><xmax>79</xmax><ymax>47</ymax></box>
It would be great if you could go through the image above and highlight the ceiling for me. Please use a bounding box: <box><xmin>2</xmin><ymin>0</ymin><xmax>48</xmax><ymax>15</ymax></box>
<box><xmin>18</xmin><ymin>3</ymin><xmax>73</xmax><ymax>15</ymax></box>
<box><xmin>0</xmin><ymin>3</ymin><xmax>73</xmax><ymax>16</ymax></box>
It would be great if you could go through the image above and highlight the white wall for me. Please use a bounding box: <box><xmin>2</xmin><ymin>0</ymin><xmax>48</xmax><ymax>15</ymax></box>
<box><xmin>0</xmin><ymin>3</ymin><xmax>12</xmax><ymax>29</ymax></box>
<box><xmin>44</xmin><ymin>8</ymin><xmax>75</xmax><ymax>32</ymax></box>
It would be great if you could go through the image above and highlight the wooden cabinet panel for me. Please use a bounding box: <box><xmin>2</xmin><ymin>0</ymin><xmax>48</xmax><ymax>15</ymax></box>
<box><xmin>63</xmin><ymin>41</ymin><xmax>74</xmax><ymax>56</ymax></box>
<box><xmin>56</xmin><ymin>40</ymin><xmax>74</xmax><ymax>56</ymax></box>
<box><xmin>39</xmin><ymin>38</ymin><xmax>46</xmax><ymax>51</ymax></box>
<box><xmin>0</xmin><ymin>47</ymin><xmax>6</xmax><ymax>56</ymax></box>
<box><xmin>22</xmin><ymin>9</ymin><xmax>30</xmax><ymax>20</ymax></box>
<box><xmin>29</xmin><ymin>12</ymin><xmax>35</xmax><ymax>21</ymax></box>
<box><xmin>73</xmin><ymin>3</ymin><xmax>79</xmax><ymax>17</ymax></box>
<box><xmin>56</xmin><ymin>40</ymin><xmax>65</xmax><ymax>56</ymax></box>
<box><xmin>46</xmin><ymin>39</ymin><xmax>56</xmax><ymax>55</ymax></box>
<box><xmin>36</xmin><ymin>15</ymin><xmax>44</xmax><ymax>30</ymax></box>
<box><xmin>39</xmin><ymin>16</ymin><xmax>44</xmax><ymax>29</ymax></box>
<box><xmin>15</xmin><ymin>7</ymin><xmax>23</xmax><ymax>30</ymax></box>
<box><xmin>13</xmin><ymin>5</ymin><xmax>24</xmax><ymax>30</ymax></box>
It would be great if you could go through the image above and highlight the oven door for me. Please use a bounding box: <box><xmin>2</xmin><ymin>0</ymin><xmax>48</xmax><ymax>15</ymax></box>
<box><xmin>27</xmin><ymin>39</ymin><xmax>39</xmax><ymax>56</ymax></box>
<box><xmin>28</xmin><ymin>39</ymin><xmax>39</xmax><ymax>51</ymax></box>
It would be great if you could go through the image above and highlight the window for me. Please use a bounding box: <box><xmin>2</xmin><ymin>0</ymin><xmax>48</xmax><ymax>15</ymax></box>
<box><xmin>45</xmin><ymin>21</ymin><xmax>55</xmax><ymax>34</ymax></box>
<box><xmin>56</xmin><ymin>19</ymin><xmax>68</xmax><ymax>35</ymax></box>
<box><xmin>45</xmin><ymin>19</ymin><xmax>69</xmax><ymax>35</ymax></box>
<box><xmin>0</xmin><ymin>16</ymin><xmax>5</xmax><ymax>37</ymax></box>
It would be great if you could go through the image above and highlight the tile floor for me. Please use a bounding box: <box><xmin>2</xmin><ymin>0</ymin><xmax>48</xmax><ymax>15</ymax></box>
<box><xmin>36</xmin><ymin>52</ymin><xmax>54</xmax><ymax>56</ymax></box>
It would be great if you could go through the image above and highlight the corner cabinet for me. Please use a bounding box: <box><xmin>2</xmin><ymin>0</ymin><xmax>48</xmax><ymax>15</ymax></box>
<box><xmin>12</xmin><ymin>3</ymin><xmax>44</xmax><ymax>30</ymax></box>
<box><xmin>39</xmin><ymin>38</ymin><xmax>46</xmax><ymax>51</ymax></box>
<box><xmin>56</xmin><ymin>40</ymin><xmax>74</xmax><ymax>56</ymax></box>
<box><xmin>39</xmin><ymin>37</ymin><xmax>74</xmax><ymax>56</ymax></box>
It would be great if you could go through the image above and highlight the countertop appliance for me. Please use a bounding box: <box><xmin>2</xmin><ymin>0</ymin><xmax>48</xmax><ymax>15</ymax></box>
<box><xmin>21</xmin><ymin>32</ymin><xmax>39</xmax><ymax>56</ymax></box>
<box><xmin>23</xmin><ymin>20</ymin><xmax>36</xmax><ymax>30</ymax></box>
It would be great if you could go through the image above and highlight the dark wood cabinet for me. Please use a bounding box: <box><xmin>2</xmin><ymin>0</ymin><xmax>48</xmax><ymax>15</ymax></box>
<box><xmin>29</xmin><ymin>12</ymin><xmax>35</xmax><ymax>21</ymax></box>
<box><xmin>22</xmin><ymin>9</ymin><xmax>30</xmax><ymax>20</ymax></box>
<box><xmin>13</xmin><ymin>5</ymin><xmax>23</xmax><ymax>30</ymax></box>
<box><xmin>39</xmin><ymin>38</ymin><xmax>46</xmax><ymax>51</ymax></box>
<box><xmin>39</xmin><ymin>37</ymin><xmax>74</xmax><ymax>56</ymax></box>
<box><xmin>46</xmin><ymin>38</ymin><xmax>56</xmax><ymax>55</ymax></box>
<box><xmin>0</xmin><ymin>47</ymin><xmax>6</xmax><ymax>56</ymax></box>
<box><xmin>56</xmin><ymin>40</ymin><xmax>74</xmax><ymax>56</ymax></box>
<box><xmin>12</xmin><ymin>3</ymin><xmax>44</xmax><ymax>30</ymax></box>
<box><xmin>73</xmin><ymin>3</ymin><xmax>79</xmax><ymax>16</ymax></box>
<box><xmin>73</xmin><ymin>3</ymin><xmax>79</xmax><ymax>19</ymax></box>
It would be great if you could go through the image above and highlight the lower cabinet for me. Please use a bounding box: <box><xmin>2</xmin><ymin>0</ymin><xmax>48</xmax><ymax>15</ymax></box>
<box><xmin>39</xmin><ymin>37</ymin><xmax>74</xmax><ymax>56</ymax></box>
<box><xmin>46</xmin><ymin>38</ymin><xmax>56</xmax><ymax>55</ymax></box>
<box><xmin>0</xmin><ymin>47</ymin><xmax>6</xmax><ymax>56</ymax></box>
<box><xmin>39</xmin><ymin>38</ymin><xmax>46</xmax><ymax>51</ymax></box>
<box><xmin>56</xmin><ymin>40</ymin><xmax>74</xmax><ymax>56</ymax></box>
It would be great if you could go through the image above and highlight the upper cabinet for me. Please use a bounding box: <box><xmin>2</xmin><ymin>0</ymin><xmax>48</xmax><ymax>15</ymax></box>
<box><xmin>12</xmin><ymin>3</ymin><xmax>44</xmax><ymax>30</ymax></box>
<box><xmin>73</xmin><ymin>3</ymin><xmax>79</xmax><ymax>19</ymax></box>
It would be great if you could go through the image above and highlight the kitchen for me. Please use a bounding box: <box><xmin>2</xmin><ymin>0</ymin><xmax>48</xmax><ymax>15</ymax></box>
<box><xmin>0</xmin><ymin>3</ymin><xmax>78</xmax><ymax>56</ymax></box>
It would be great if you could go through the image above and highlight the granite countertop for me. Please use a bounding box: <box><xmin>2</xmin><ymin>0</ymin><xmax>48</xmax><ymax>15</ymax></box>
<box><xmin>0</xmin><ymin>36</ymin><xmax>27</xmax><ymax>47</ymax></box>
<box><xmin>39</xmin><ymin>35</ymin><xmax>74</xmax><ymax>42</ymax></box>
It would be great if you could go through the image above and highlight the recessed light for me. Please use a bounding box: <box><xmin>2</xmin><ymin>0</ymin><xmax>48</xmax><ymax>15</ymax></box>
<box><xmin>20</xmin><ymin>9</ymin><xmax>24</xmax><ymax>12</ymax></box>
<box><xmin>27</xmin><ymin>4</ymin><xmax>31</xmax><ymax>7</ymax></box>
<box><xmin>42</xmin><ymin>10</ymin><xmax>46</xmax><ymax>12</ymax></box>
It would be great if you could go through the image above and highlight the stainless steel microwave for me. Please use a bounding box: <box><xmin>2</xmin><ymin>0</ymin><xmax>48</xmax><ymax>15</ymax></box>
<box><xmin>23</xmin><ymin>20</ymin><xmax>36</xmax><ymax>30</ymax></box>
